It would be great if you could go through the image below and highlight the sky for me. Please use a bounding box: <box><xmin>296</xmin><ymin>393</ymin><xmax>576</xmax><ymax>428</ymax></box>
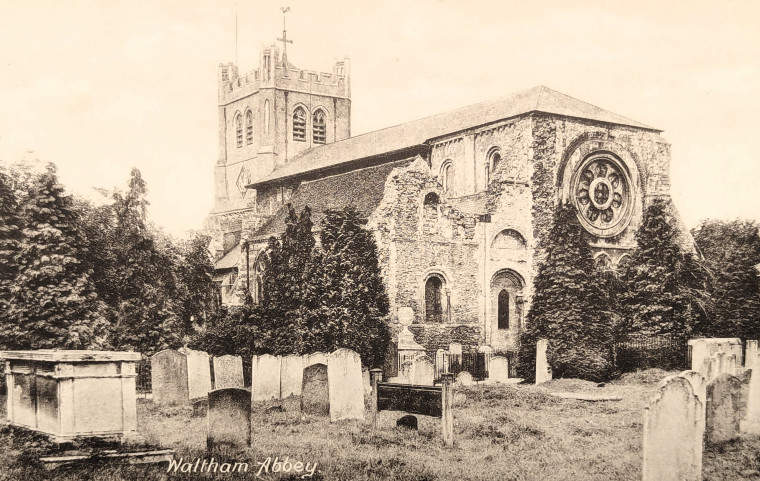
<box><xmin>1</xmin><ymin>0</ymin><xmax>759</xmax><ymax>237</ymax></box>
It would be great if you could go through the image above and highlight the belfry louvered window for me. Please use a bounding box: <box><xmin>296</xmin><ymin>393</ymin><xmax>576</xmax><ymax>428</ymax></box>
<box><xmin>235</xmin><ymin>113</ymin><xmax>243</xmax><ymax>148</ymax></box>
<box><xmin>293</xmin><ymin>107</ymin><xmax>306</xmax><ymax>141</ymax></box>
<box><xmin>245</xmin><ymin>111</ymin><xmax>253</xmax><ymax>145</ymax></box>
<box><xmin>313</xmin><ymin>110</ymin><xmax>326</xmax><ymax>144</ymax></box>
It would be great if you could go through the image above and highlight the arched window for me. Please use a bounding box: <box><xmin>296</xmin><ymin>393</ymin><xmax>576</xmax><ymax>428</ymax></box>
<box><xmin>252</xmin><ymin>252</ymin><xmax>268</xmax><ymax>304</ymax></box>
<box><xmin>595</xmin><ymin>253</ymin><xmax>613</xmax><ymax>271</ymax></box>
<box><xmin>498</xmin><ymin>289</ymin><xmax>510</xmax><ymax>329</ymax></box>
<box><xmin>486</xmin><ymin>148</ymin><xmax>502</xmax><ymax>184</ymax></box>
<box><xmin>235</xmin><ymin>113</ymin><xmax>243</xmax><ymax>148</ymax></box>
<box><xmin>264</xmin><ymin>100</ymin><xmax>270</xmax><ymax>134</ymax></box>
<box><xmin>440</xmin><ymin>162</ymin><xmax>453</xmax><ymax>192</ymax></box>
<box><xmin>245</xmin><ymin>110</ymin><xmax>253</xmax><ymax>145</ymax></box>
<box><xmin>425</xmin><ymin>275</ymin><xmax>445</xmax><ymax>323</ymax></box>
<box><xmin>293</xmin><ymin>107</ymin><xmax>306</xmax><ymax>141</ymax></box>
<box><xmin>313</xmin><ymin>109</ymin><xmax>326</xmax><ymax>144</ymax></box>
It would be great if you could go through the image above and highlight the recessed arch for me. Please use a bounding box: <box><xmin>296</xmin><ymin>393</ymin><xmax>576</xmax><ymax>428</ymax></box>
<box><xmin>440</xmin><ymin>160</ymin><xmax>453</xmax><ymax>192</ymax></box>
<box><xmin>491</xmin><ymin>229</ymin><xmax>527</xmax><ymax>249</ymax></box>
<box><xmin>594</xmin><ymin>252</ymin><xmax>613</xmax><ymax>270</ymax></box>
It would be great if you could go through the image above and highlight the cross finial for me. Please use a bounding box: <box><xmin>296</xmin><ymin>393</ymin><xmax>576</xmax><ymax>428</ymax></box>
<box><xmin>277</xmin><ymin>7</ymin><xmax>293</xmax><ymax>63</ymax></box>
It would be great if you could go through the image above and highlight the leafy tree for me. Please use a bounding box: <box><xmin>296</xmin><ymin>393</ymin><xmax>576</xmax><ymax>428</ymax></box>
<box><xmin>1</xmin><ymin>163</ymin><xmax>108</xmax><ymax>349</ymax></box>
<box><xmin>692</xmin><ymin>219</ymin><xmax>760</xmax><ymax>339</ymax></box>
<box><xmin>620</xmin><ymin>198</ymin><xmax>711</xmax><ymax>339</ymax></box>
<box><xmin>300</xmin><ymin>207</ymin><xmax>390</xmax><ymax>368</ymax></box>
<box><xmin>175</xmin><ymin>231</ymin><xmax>218</xmax><ymax>331</ymax></box>
<box><xmin>517</xmin><ymin>202</ymin><xmax>614</xmax><ymax>382</ymax></box>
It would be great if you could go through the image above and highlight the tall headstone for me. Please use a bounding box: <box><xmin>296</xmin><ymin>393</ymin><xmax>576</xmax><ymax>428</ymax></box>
<box><xmin>715</xmin><ymin>352</ymin><xmax>726</xmax><ymax>376</ymax></box>
<box><xmin>207</xmin><ymin>388</ymin><xmax>251</xmax><ymax>450</ymax></box>
<box><xmin>151</xmin><ymin>350</ymin><xmax>188</xmax><ymax>404</ymax></box>
<box><xmin>535</xmin><ymin>339</ymin><xmax>552</xmax><ymax>384</ymax></box>
<box><xmin>435</xmin><ymin>349</ymin><xmax>446</xmax><ymax>377</ymax></box>
<box><xmin>725</xmin><ymin>354</ymin><xmax>738</xmax><ymax>376</ymax></box>
<box><xmin>741</xmin><ymin>351</ymin><xmax>760</xmax><ymax>435</ymax></box>
<box><xmin>213</xmin><ymin>355</ymin><xmax>244</xmax><ymax>390</ymax></box>
<box><xmin>327</xmin><ymin>349</ymin><xmax>364</xmax><ymax>422</ymax></box>
<box><xmin>411</xmin><ymin>355</ymin><xmax>434</xmax><ymax>385</ymax></box>
<box><xmin>362</xmin><ymin>367</ymin><xmax>371</xmax><ymax>395</ymax></box>
<box><xmin>301</xmin><ymin>363</ymin><xmax>329</xmax><ymax>416</ymax></box>
<box><xmin>280</xmin><ymin>355</ymin><xmax>304</xmax><ymax>398</ymax></box>
<box><xmin>679</xmin><ymin>370</ymin><xmax>706</xmax><ymax>406</ymax></box>
<box><xmin>642</xmin><ymin>376</ymin><xmax>703</xmax><ymax>481</ymax></box>
<box><xmin>705</xmin><ymin>373</ymin><xmax>744</xmax><ymax>445</ymax></box>
<box><xmin>746</xmin><ymin>340</ymin><xmax>759</xmax><ymax>370</ymax></box>
<box><xmin>186</xmin><ymin>350</ymin><xmax>212</xmax><ymax>400</ymax></box>
<box><xmin>397</xmin><ymin>359</ymin><xmax>413</xmax><ymax>384</ymax></box>
<box><xmin>690</xmin><ymin>339</ymin><xmax>708</xmax><ymax>374</ymax></box>
<box><xmin>489</xmin><ymin>356</ymin><xmax>509</xmax><ymax>384</ymax></box>
<box><xmin>252</xmin><ymin>354</ymin><xmax>281</xmax><ymax>402</ymax></box>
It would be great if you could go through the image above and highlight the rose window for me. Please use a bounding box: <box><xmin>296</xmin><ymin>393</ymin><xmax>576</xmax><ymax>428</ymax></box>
<box><xmin>570</xmin><ymin>155</ymin><xmax>634</xmax><ymax>237</ymax></box>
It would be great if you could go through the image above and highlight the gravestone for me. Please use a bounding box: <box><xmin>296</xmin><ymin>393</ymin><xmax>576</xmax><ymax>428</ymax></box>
<box><xmin>411</xmin><ymin>356</ymin><xmax>435</xmax><ymax>386</ymax></box>
<box><xmin>746</xmin><ymin>340</ymin><xmax>759</xmax><ymax>369</ymax></box>
<box><xmin>435</xmin><ymin>349</ymin><xmax>445</xmax><ymax>375</ymax></box>
<box><xmin>362</xmin><ymin>367</ymin><xmax>371</xmax><ymax>395</ymax></box>
<box><xmin>535</xmin><ymin>339</ymin><xmax>552</xmax><ymax>384</ymax></box>
<box><xmin>449</xmin><ymin>343</ymin><xmax>462</xmax><ymax>357</ymax></box>
<box><xmin>213</xmin><ymin>355</ymin><xmax>244</xmax><ymax>390</ymax></box>
<box><xmin>725</xmin><ymin>354</ymin><xmax>738</xmax><ymax>376</ymax></box>
<box><xmin>305</xmin><ymin>352</ymin><xmax>328</xmax><ymax>368</ymax></box>
<box><xmin>186</xmin><ymin>350</ymin><xmax>212</xmax><ymax>400</ymax></box>
<box><xmin>679</xmin><ymin>370</ymin><xmax>706</xmax><ymax>406</ymax></box>
<box><xmin>398</xmin><ymin>360</ymin><xmax>413</xmax><ymax>384</ymax></box>
<box><xmin>690</xmin><ymin>339</ymin><xmax>708</xmax><ymax>374</ymax></box>
<box><xmin>700</xmin><ymin>355</ymin><xmax>716</xmax><ymax>383</ymax></box>
<box><xmin>252</xmin><ymin>354</ymin><xmax>281</xmax><ymax>402</ymax></box>
<box><xmin>301</xmin><ymin>363</ymin><xmax>329</xmax><ymax>416</ymax></box>
<box><xmin>642</xmin><ymin>375</ymin><xmax>703</xmax><ymax>481</ymax></box>
<box><xmin>327</xmin><ymin>349</ymin><xmax>364</xmax><ymax>422</ymax></box>
<box><xmin>207</xmin><ymin>388</ymin><xmax>251</xmax><ymax>450</ymax></box>
<box><xmin>397</xmin><ymin>415</ymin><xmax>418</xmax><ymax>430</ymax></box>
<box><xmin>456</xmin><ymin>371</ymin><xmax>474</xmax><ymax>387</ymax></box>
<box><xmin>280</xmin><ymin>355</ymin><xmax>304</xmax><ymax>398</ymax></box>
<box><xmin>705</xmin><ymin>373</ymin><xmax>744</xmax><ymax>444</ymax></box>
<box><xmin>741</xmin><ymin>351</ymin><xmax>760</xmax><ymax>435</ymax></box>
<box><xmin>489</xmin><ymin>356</ymin><xmax>509</xmax><ymax>384</ymax></box>
<box><xmin>151</xmin><ymin>350</ymin><xmax>189</xmax><ymax>404</ymax></box>
<box><xmin>192</xmin><ymin>398</ymin><xmax>208</xmax><ymax>418</ymax></box>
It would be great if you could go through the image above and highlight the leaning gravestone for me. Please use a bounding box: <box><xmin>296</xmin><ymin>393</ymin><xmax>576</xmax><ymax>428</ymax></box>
<box><xmin>679</xmin><ymin>370</ymin><xmax>706</xmax><ymax>406</ymax></box>
<box><xmin>705</xmin><ymin>373</ymin><xmax>744</xmax><ymax>445</ymax></box>
<box><xmin>327</xmin><ymin>349</ymin><xmax>364</xmax><ymax>422</ymax></box>
<box><xmin>252</xmin><ymin>354</ymin><xmax>281</xmax><ymax>402</ymax></box>
<box><xmin>301</xmin><ymin>363</ymin><xmax>329</xmax><ymax>416</ymax></box>
<box><xmin>151</xmin><ymin>350</ymin><xmax>189</xmax><ymax>404</ymax></box>
<box><xmin>489</xmin><ymin>356</ymin><xmax>509</xmax><ymax>384</ymax></box>
<box><xmin>186</xmin><ymin>350</ymin><xmax>212</xmax><ymax>400</ymax></box>
<box><xmin>207</xmin><ymin>388</ymin><xmax>251</xmax><ymax>450</ymax></box>
<box><xmin>411</xmin><ymin>355</ymin><xmax>434</xmax><ymax>385</ymax></box>
<box><xmin>642</xmin><ymin>375</ymin><xmax>703</xmax><ymax>481</ymax></box>
<box><xmin>741</xmin><ymin>351</ymin><xmax>760</xmax><ymax>435</ymax></box>
<box><xmin>281</xmin><ymin>355</ymin><xmax>304</xmax><ymax>398</ymax></box>
<box><xmin>535</xmin><ymin>339</ymin><xmax>552</xmax><ymax>384</ymax></box>
<box><xmin>213</xmin><ymin>355</ymin><xmax>244</xmax><ymax>390</ymax></box>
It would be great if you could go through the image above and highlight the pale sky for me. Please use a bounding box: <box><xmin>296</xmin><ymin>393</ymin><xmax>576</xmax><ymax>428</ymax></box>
<box><xmin>1</xmin><ymin>0</ymin><xmax>758</xmax><ymax>236</ymax></box>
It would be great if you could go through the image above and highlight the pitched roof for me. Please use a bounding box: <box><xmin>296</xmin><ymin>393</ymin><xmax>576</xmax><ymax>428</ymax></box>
<box><xmin>250</xmin><ymin>160</ymin><xmax>410</xmax><ymax>240</ymax></box>
<box><xmin>214</xmin><ymin>244</ymin><xmax>240</xmax><ymax>271</ymax></box>
<box><xmin>250</xmin><ymin>85</ymin><xmax>658</xmax><ymax>187</ymax></box>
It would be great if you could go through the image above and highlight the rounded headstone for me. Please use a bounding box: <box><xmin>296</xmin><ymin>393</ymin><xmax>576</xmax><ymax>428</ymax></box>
<box><xmin>396</xmin><ymin>415</ymin><xmax>418</xmax><ymax>430</ymax></box>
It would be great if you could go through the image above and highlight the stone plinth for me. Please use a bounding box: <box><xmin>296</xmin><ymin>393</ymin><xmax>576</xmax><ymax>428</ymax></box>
<box><xmin>1</xmin><ymin>350</ymin><xmax>141</xmax><ymax>442</ymax></box>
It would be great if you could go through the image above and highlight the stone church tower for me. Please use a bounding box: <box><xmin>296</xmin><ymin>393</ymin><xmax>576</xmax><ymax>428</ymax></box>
<box><xmin>207</xmin><ymin>41</ymin><xmax>351</xmax><ymax>268</ymax></box>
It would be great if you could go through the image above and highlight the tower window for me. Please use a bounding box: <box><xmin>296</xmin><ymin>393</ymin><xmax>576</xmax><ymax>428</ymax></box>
<box><xmin>293</xmin><ymin>107</ymin><xmax>306</xmax><ymax>141</ymax></box>
<box><xmin>245</xmin><ymin>111</ymin><xmax>253</xmax><ymax>145</ymax></box>
<box><xmin>313</xmin><ymin>110</ymin><xmax>326</xmax><ymax>144</ymax></box>
<box><xmin>425</xmin><ymin>275</ymin><xmax>445</xmax><ymax>323</ymax></box>
<box><xmin>498</xmin><ymin>289</ymin><xmax>510</xmax><ymax>329</ymax></box>
<box><xmin>235</xmin><ymin>113</ymin><xmax>243</xmax><ymax>148</ymax></box>
<box><xmin>264</xmin><ymin>100</ymin><xmax>270</xmax><ymax>134</ymax></box>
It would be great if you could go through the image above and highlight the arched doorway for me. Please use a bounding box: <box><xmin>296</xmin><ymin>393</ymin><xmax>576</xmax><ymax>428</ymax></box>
<box><xmin>489</xmin><ymin>270</ymin><xmax>524</xmax><ymax>348</ymax></box>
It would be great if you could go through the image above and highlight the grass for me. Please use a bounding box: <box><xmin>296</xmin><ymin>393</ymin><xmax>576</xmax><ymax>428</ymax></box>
<box><xmin>1</xmin><ymin>370</ymin><xmax>759</xmax><ymax>480</ymax></box>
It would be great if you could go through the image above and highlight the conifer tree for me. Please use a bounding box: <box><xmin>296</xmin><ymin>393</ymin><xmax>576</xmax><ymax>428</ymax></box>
<box><xmin>620</xmin><ymin>198</ymin><xmax>711</xmax><ymax>339</ymax></box>
<box><xmin>0</xmin><ymin>168</ymin><xmax>22</xmax><ymax>322</ymax></box>
<box><xmin>300</xmin><ymin>207</ymin><xmax>390</xmax><ymax>368</ymax></box>
<box><xmin>517</xmin><ymin>202</ymin><xmax>614</xmax><ymax>382</ymax></box>
<box><xmin>2</xmin><ymin>163</ymin><xmax>108</xmax><ymax>349</ymax></box>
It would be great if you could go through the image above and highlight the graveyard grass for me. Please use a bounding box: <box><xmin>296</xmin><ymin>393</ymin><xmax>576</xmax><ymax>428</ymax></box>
<box><xmin>1</xmin><ymin>370</ymin><xmax>760</xmax><ymax>480</ymax></box>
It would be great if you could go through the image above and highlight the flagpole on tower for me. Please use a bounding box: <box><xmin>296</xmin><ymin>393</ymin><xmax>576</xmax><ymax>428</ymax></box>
<box><xmin>235</xmin><ymin>0</ymin><xmax>239</xmax><ymax>65</ymax></box>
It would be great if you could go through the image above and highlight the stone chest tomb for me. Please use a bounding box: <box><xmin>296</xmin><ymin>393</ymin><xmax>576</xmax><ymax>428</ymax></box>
<box><xmin>1</xmin><ymin>350</ymin><xmax>141</xmax><ymax>442</ymax></box>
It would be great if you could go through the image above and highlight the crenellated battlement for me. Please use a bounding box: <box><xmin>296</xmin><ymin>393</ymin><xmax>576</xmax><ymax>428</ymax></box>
<box><xmin>218</xmin><ymin>44</ymin><xmax>350</xmax><ymax>105</ymax></box>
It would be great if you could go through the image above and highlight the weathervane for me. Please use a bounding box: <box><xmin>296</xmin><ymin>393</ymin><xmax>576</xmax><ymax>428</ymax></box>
<box><xmin>278</xmin><ymin>7</ymin><xmax>293</xmax><ymax>63</ymax></box>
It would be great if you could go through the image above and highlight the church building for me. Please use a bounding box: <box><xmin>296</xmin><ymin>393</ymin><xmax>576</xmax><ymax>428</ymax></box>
<box><xmin>206</xmin><ymin>38</ymin><xmax>690</xmax><ymax>363</ymax></box>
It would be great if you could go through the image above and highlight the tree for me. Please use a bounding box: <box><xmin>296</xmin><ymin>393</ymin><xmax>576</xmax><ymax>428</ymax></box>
<box><xmin>0</xmin><ymin>167</ymin><xmax>22</xmax><ymax>319</ymax></box>
<box><xmin>300</xmin><ymin>207</ymin><xmax>390</xmax><ymax>368</ymax></box>
<box><xmin>1</xmin><ymin>163</ymin><xmax>108</xmax><ymax>349</ymax></box>
<box><xmin>175</xmin><ymin>231</ymin><xmax>218</xmax><ymax>331</ymax></box>
<box><xmin>692</xmin><ymin>219</ymin><xmax>760</xmax><ymax>339</ymax></box>
<box><xmin>106</xmin><ymin>168</ymin><xmax>184</xmax><ymax>354</ymax></box>
<box><xmin>251</xmin><ymin>204</ymin><xmax>315</xmax><ymax>355</ymax></box>
<box><xmin>620</xmin><ymin>198</ymin><xmax>711</xmax><ymax>339</ymax></box>
<box><xmin>517</xmin><ymin>202</ymin><xmax>614</xmax><ymax>382</ymax></box>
